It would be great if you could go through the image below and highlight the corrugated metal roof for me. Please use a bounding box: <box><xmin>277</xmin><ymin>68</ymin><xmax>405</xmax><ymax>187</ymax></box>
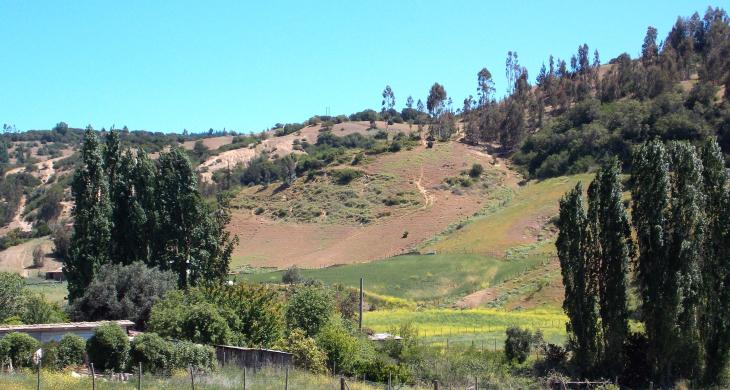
<box><xmin>0</xmin><ymin>320</ymin><xmax>134</xmax><ymax>333</ymax></box>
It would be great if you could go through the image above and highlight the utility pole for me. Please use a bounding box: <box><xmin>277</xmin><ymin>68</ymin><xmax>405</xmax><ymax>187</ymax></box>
<box><xmin>359</xmin><ymin>277</ymin><xmax>364</xmax><ymax>331</ymax></box>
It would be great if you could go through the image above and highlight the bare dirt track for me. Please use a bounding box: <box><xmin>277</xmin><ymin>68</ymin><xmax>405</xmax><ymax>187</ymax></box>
<box><xmin>228</xmin><ymin>142</ymin><xmax>512</xmax><ymax>269</ymax></box>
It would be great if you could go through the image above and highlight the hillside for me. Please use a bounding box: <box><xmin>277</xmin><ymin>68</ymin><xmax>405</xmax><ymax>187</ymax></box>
<box><xmin>228</xmin><ymin>140</ymin><xmax>511</xmax><ymax>268</ymax></box>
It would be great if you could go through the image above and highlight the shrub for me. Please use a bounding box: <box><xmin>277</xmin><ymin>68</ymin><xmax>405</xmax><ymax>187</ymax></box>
<box><xmin>286</xmin><ymin>285</ymin><xmax>334</xmax><ymax>337</ymax></box>
<box><xmin>171</xmin><ymin>341</ymin><xmax>216</xmax><ymax>372</ymax></box>
<box><xmin>20</xmin><ymin>292</ymin><xmax>67</xmax><ymax>324</ymax></box>
<box><xmin>331</xmin><ymin>168</ymin><xmax>362</xmax><ymax>185</ymax></box>
<box><xmin>504</xmin><ymin>326</ymin><xmax>532</xmax><ymax>364</ymax></box>
<box><xmin>0</xmin><ymin>272</ymin><xmax>26</xmax><ymax>322</ymax></box>
<box><xmin>278</xmin><ymin>328</ymin><xmax>327</xmax><ymax>374</ymax></box>
<box><xmin>316</xmin><ymin>321</ymin><xmax>361</xmax><ymax>375</ymax></box>
<box><xmin>355</xmin><ymin>356</ymin><xmax>412</xmax><ymax>384</ymax></box>
<box><xmin>50</xmin><ymin>222</ymin><xmax>71</xmax><ymax>259</ymax></box>
<box><xmin>69</xmin><ymin>262</ymin><xmax>177</xmax><ymax>329</ymax></box>
<box><xmin>130</xmin><ymin>333</ymin><xmax>173</xmax><ymax>374</ymax></box>
<box><xmin>468</xmin><ymin>163</ymin><xmax>484</xmax><ymax>178</ymax></box>
<box><xmin>32</xmin><ymin>246</ymin><xmax>45</xmax><ymax>268</ymax></box>
<box><xmin>150</xmin><ymin>285</ymin><xmax>283</xmax><ymax>348</ymax></box>
<box><xmin>176</xmin><ymin>303</ymin><xmax>233</xmax><ymax>345</ymax></box>
<box><xmin>41</xmin><ymin>340</ymin><xmax>60</xmax><ymax>370</ymax></box>
<box><xmin>282</xmin><ymin>266</ymin><xmax>304</xmax><ymax>284</ymax></box>
<box><xmin>0</xmin><ymin>332</ymin><xmax>40</xmax><ymax>368</ymax></box>
<box><xmin>57</xmin><ymin>333</ymin><xmax>85</xmax><ymax>368</ymax></box>
<box><xmin>86</xmin><ymin>323</ymin><xmax>130</xmax><ymax>372</ymax></box>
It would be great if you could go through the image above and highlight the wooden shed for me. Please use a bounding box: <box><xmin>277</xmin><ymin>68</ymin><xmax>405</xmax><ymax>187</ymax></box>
<box><xmin>215</xmin><ymin>345</ymin><xmax>292</xmax><ymax>369</ymax></box>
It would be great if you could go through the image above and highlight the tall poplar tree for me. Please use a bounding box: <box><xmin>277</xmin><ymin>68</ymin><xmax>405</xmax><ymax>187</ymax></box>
<box><xmin>556</xmin><ymin>182</ymin><xmax>601</xmax><ymax>374</ymax></box>
<box><xmin>132</xmin><ymin>148</ymin><xmax>159</xmax><ymax>265</ymax></box>
<box><xmin>667</xmin><ymin>142</ymin><xmax>705</xmax><ymax>378</ymax></box>
<box><xmin>156</xmin><ymin>147</ymin><xmax>235</xmax><ymax>288</ymax></box>
<box><xmin>631</xmin><ymin>140</ymin><xmax>673</xmax><ymax>383</ymax></box>
<box><xmin>587</xmin><ymin>160</ymin><xmax>633</xmax><ymax>376</ymax></box>
<box><xmin>65</xmin><ymin>127</ymin><xmax>112</xmax><ymax>300</ymax></box>
<box><xmin>698</xmin><ymin>138</ymin><xmax>730</xmax><ymax>385</ymax></box>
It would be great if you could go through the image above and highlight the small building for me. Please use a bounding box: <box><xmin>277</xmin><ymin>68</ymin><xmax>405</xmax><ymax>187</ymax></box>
<box><xmin>368</xmin><ymin>332</ymin><xmax>402</xmax><ymax>342</ymax></box>
<box><xmin>0</xmin><ymin>320</ymin><xmax>135</xmax><ymax>343</ymax></box>
<box><xmin>215</xmin><ymin>345</ymin><xmax>292</xmax><ymax>369</ymax></box>
<box><xmin>45</xmin><ymin>268</ymin><xmax>65</xmax><ymax>282</ymax></box>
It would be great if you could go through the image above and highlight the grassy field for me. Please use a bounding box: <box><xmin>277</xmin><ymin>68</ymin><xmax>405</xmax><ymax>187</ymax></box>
<box><xmin>241</xmin><ymin>174</ymin><xmax>591</xmax><ymax>308</ymax></box>
<box><xmin>364</xmin><ymin>308</ymin><xmax>568</xmax><ymax>346</ymax></box>
<box><xmin>424</xmin><ymin>174</ymin><xmax>592</xmax><ymax>255</ymax></box>
<box><xmin>241</xmin><ymin>251</ymin><xmax>546</xmax><ymax>302</ymax></box>
<box><xmin>26</xmin><ymin>279</ymin><xmax>68</xmax><ymax>304</ymax></box>
<box><xmin>0</xmin><ymin>367</ymin><xmax>427</xmax><ymax>390</ymax></box>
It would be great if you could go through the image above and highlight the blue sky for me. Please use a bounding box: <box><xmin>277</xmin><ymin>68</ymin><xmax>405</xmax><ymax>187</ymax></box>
<box><xmin>1</xmin><ymin>1</ymin><xmax>727</xmax><ymax>134</ymax></box>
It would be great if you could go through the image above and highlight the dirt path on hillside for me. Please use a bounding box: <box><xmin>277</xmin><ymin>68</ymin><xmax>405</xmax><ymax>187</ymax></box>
<box><xmin>415</xmin><ymin>166</ymin><xmax>435</xmax><ymax>208</ymax></box>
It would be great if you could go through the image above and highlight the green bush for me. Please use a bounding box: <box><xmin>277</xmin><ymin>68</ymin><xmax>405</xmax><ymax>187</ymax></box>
<box><xmin>21</xmin><ymin>292</ymin><xmax>68</xmax><ymax>324</ymax></box>
<box><xmin>69</xmin><ymin>262</ymin><xmax>177</xmax><ymax>329</ymax></box>
<box><xmin>171</xmin><ymin>341</ymin><xmax>216</xmax><ymax>372</ymax></box>
<box><xmin>40</xmin><ymin>340</ymin><xmax>60</xmax><ymax>370</ymax></box>
<box><xmin>331</xmin><ymin>168</ymin><xmax>362</xmax><ymax>185</ymax></box>
<box><xmin>468</xmin><ymin>163</ymin><xmax>484</xmax><ymax>178</ymax></box>
<box><xmin>355</xmin><ymin>356</ymin><xmax>412</xmax><ymax>384</ymax></box>
<box><xmin>130</xmin><ymin>333</ymin><xmax>173</xmax><ymax>374</ymax></box>
<box><xmin>277</xmin><ymin>328</ymin><xmax>327</xmax><ymax>374</ymax></box>
<box><xmin>58</xmin><ymin>333</ymin><xmax>86</xmax><ymax>368</ymax></box>
<box><xmin>316</xmin><ymin>321</ymin><xmax>361</xmax><ymax>375</ymax></box>
<box><xmin>504</xmin><ymin>326</ymin><xmax>532</xmax><ymax>364</ymax></box>
<box><xmin>286</xmin><ymin>285</ymin><xmax>334</xmax><ymax>337</ymax></box>
<box><xmin>86</xmin><ymin>323</ymin><xmax>130</xmax><ymax>372</ymax></box>
<box><xmin>0</xmin><ymin>332</ymin><xmax>40</xmax><ymax>368</ymax></box>
<box><xmin>282</xmin><ymin>266</ymin><xmax>304</xmax><ymax>284</ymax></box>
<box><xmin>149</xmin><ymin>285</ymin><xmax>283</xmax><ymax>348</ymax></box>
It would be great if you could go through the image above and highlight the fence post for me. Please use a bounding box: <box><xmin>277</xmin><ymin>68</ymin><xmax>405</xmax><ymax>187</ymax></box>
<box><xmin>285</xmin><ymin>367</ymin><xmax>289</xmax><ymax>390</ymax></box>
<box><xmin>137</xmin><ymin>362</ymin><xmax>142</xmax><ymax>390</ymax></box>
<box><xmin>340</xmin><ymin>377</ymin><xmax>345</xmax><ymax>390</ymax></box>
<box><xmin>433</xmin><ymin>379</ymin><xmax>439</xmax><ymax>390</ymax></box>
<box><xmin>359</xmin><ymin>277</ymin><xmax>364</xmax><ymax>331</ymax></box>
<box><xmin>90</xmin><ymin>363</ymin><xmax>96</xmax><ymax>390</ymax></box>
<box><xmin>36</xmin><ymin>359</ymin><xmax>40</xmax><ymax>390</ymax></box>
<box><xmin>475</xmin><ymin>375</ymin><xmax>478</xmax><ymax>390</ymax></box>
<box><xmin>243</xmin><ymin>367</ymin><xmax>246</xmax><ymax>390</ymax></box>
<box><xmin>189</xmin><ymin>366</ymin><xmax>195</xmax><ymax>390</ymax></box>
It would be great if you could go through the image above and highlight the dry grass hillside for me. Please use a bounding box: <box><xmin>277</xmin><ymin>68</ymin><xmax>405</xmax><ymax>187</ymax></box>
<box><xmin>194</xmin><ymin>121</ymin><xmax>418</xmax><ymax>181</ymax></box>
<box><xmin>228</xmin><ymin>140</ymin><xmax>513</xmax><ymax>269</ymax></box>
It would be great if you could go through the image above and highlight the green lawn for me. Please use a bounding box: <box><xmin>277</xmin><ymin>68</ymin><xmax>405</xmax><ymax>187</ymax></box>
<box><xmin>241</xmin><ymin>252</ymin><xmax>545</xmax><ymax>302</ymax></box>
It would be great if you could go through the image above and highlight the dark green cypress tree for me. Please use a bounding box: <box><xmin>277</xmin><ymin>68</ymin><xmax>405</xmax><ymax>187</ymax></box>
<box><xmin>104</xmin><ymin>129</ymin><xmax>123</xmax><ymax>263</ymax></box>
<box><xmin>156</xmin><ymin>147</ymin><xmax>201</xmax><ymax>288</ymax></box>
<box><xmin>0</xmin><ymin>140</ymin><xmax>8</xmax><ymax>164</ymax></box>
<box><xmin>108</xmin><ymin>150</ymin><xmax>145</xmax><ymax>265</ymax></box>
<box><xmin>699</xmin><ymin>138</ymin><xmax>730</xmax><ymax>385</ymax></box>
<box><xmin>556</xmin><ymin>182</ymin><xmax>601</xmax><ymax>374</ymax></box>
<box><xmin>104</xmin><ymin>129</ymin><xmax>122</xmax><ymax>196</ymax></box>
<box><xmin>588</xmin><ymin>159</ymin><xmax>633</xmax><ymax>377</ymax></box>
<box><xmin>667</xmin><ymin>141</ymin><xmax>705</xmax><ymax>379</ymax></box>
<box><xmin>156</xmin><ymin>147</ymin><xmax>233</xmax><ymax>288</ymax></box>
<box><xmin>631</xmin><ymin>140</ymin><xmax>673</xmax><ymax>384</ymax></box>
<box><xmin>131</xmin><ymin>148</ymin><xmax>158</xmax><ymax>265</ymax></box>
<box><xmin>65</xmin><ymin>127</ymin><xmax>112</xmax><ymax>300</ymax></box>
